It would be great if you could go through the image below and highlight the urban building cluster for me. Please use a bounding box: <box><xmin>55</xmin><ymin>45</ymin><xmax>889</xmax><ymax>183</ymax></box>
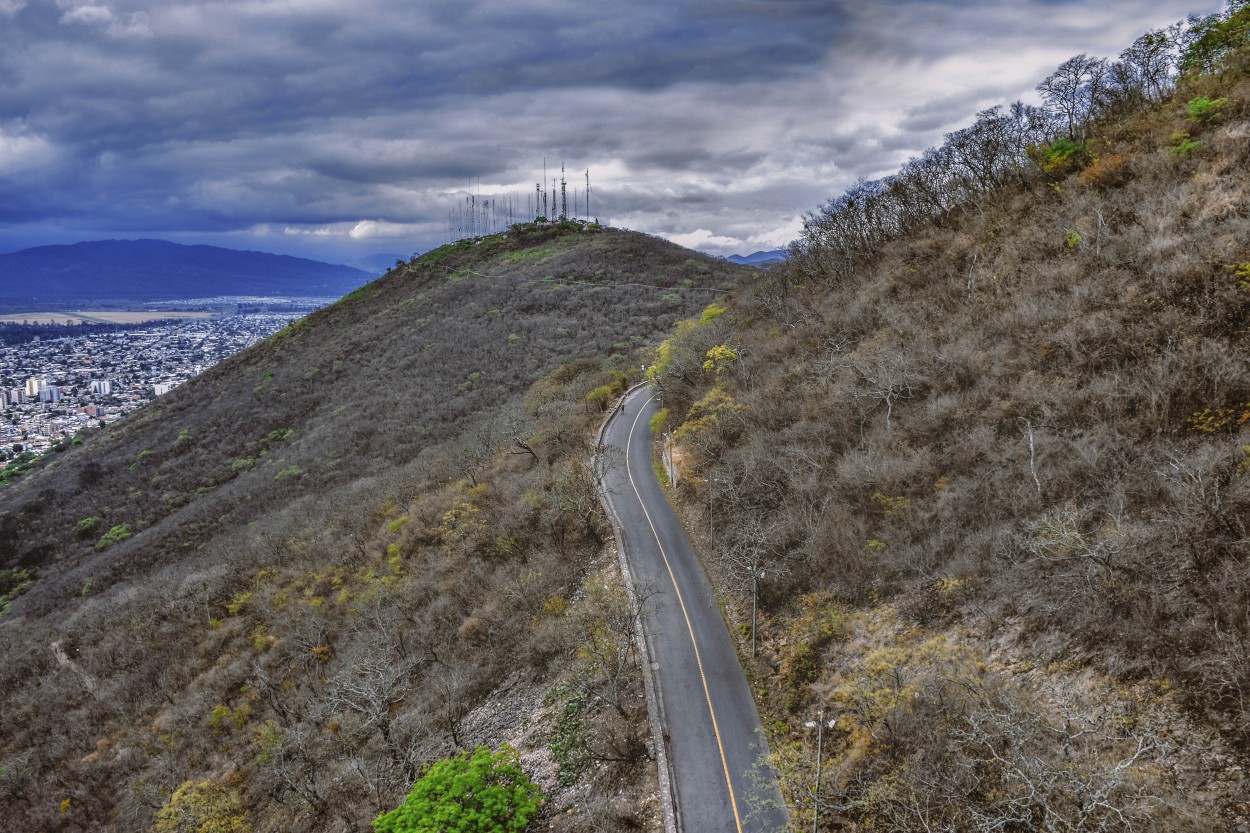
<box><xmin>0</xmin><ymin>312</ymin><xmax>302</xmax><ymax>460</ymax></box>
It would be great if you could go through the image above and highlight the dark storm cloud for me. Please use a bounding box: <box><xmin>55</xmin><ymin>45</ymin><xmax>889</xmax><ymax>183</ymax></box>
<box><xmin>0</xmin><ymin>0</ymin><xmax>1224</xmax><ymax>259</ymax></box>
<box><xmin>304</xmin><ymin>143</ymin><xmax>521</xmax><ymax>186</ymax></box>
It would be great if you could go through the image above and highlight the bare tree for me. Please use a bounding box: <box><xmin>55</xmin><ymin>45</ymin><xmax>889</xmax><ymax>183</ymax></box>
<box><xmin>433</xmin><ymin>662</ymin><xmax>472</xmax><ymax>748</ymax></box>
<box><xmin>721</xmin><ymin>515</ymin><xmax>785</xmax><ymax>656</ymax></box>
<box><xmin>1116</xmin><ymin>26</ymin><xmax>1182</xmax><ymax>103</ymax></box>
<box><xmin>953</xmin><ymin>685</ymin><xmax>1159</xmax><ymax>833</ymax></box>
<box><xmin>328</xmin><ymin>639</ymin><xmax>418</xmax><ymax>762</ymax></box>
<box><xmin>498</xmin><ymin>406</ymin><xmax>539</xmax><ymax>462</ymax></box>
<box><xmin>554</xmin><ymin>447</ymin><xmax>622</xmax><ymax>546</ymax></box>
<box><xmin>449</xmin><ymin>418</ymin><xmax>501</xmax><ymax>487</ymax></box>
<box><xmin>575</xmin><ymin>578</ymin><xmax>659</xmax><ymax>716</ymax></box>
<box><xmin>845</xmin><ymin>344</ymin><xmax>920</xmax><ymax>434</ymax></box>
<box><xmin>1037</xmin><ymin>54</ymin><xmax>1110</xmax><ymax>139</ymax></box>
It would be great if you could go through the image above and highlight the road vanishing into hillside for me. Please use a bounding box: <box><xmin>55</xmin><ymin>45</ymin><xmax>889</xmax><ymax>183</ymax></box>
<box><xmin>600</xmin><ymin>386</ymin><xmax>789</xmax><ymax>833</ymax></box>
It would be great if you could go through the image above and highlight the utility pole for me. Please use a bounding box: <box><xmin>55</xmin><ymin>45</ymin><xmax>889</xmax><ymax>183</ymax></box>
<box><xmin>813</xmin><ymin>709</ymin><xmax>825</xmax><ymax>833</ymax></box>
<box><xmin>751</xmin><ymin>570</ymin><xmax>758</xmax><ymax>657</ymax></box>
<box><xmin>805</xmin><ymin>705</ymin><xmax>825</xmax><ymax>830</ymax></box>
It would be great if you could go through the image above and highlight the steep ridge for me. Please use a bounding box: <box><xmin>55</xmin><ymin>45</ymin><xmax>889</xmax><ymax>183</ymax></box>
<box><xmin>0</xmin><ymin>222</ymin><xmax>750</xmax><ymax>832</ymax></box>
<box><xmin>651</xmin><ymin>11</ymin><xmax>1250</xmax><ymax>831</ymax></box>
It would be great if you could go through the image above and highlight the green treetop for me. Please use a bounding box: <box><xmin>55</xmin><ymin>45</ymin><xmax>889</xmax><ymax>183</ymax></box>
<box><xmin>372</xmin><ymin>744</ymin><xmax>543</xmax><ymax>833</ymax></box>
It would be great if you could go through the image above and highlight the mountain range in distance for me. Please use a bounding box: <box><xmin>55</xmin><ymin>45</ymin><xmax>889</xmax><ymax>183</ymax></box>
<box><xmin>0</xmin><ymin>238</ymin><xmax>782</xmax><ymax>306</ymax></box>
<box><xmin>0</xmin><ymin>239</ymin><xmax>374</xmax><ymax>304</ymax></box>
<box><xmin>726</xmin><ymin>248</ymin><xmax>786</xmax><ymax>265</ymax></box>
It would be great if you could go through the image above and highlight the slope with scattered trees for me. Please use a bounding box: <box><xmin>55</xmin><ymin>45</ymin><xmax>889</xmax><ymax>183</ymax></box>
<box><xmin>651</xmin><ymin>3</ymin><xmax>1250</xmax><ymax>830</ymax></box>
<box><xmin>0</xmin><ymin>221</ymin><xmax>750</xmax><ymax>832</ymax></box>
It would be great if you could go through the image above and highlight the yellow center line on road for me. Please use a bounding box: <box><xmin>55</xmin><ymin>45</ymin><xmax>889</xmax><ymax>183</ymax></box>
<box><xmin>623</xmin><ymin>394</ymin><xmax>744</xmax><ymax>833</ymax></box>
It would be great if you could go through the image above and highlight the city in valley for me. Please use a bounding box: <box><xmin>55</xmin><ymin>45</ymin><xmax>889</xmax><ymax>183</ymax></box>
<box><xmin>0</xmin><ymin>301</ymin><xmax>326</xmax><ymax>463</ymax></box>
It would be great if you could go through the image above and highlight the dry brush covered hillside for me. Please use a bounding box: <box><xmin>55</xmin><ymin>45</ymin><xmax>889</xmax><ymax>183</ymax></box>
<box><xmin>652</xmin><ymin>7</ymin><xmax>1250</xmax><ymax>831</ymax></box>
<box><xmin>0</xmin><ymin>221</ymin><xmax>750</xmax><ymax>832</ymax></box>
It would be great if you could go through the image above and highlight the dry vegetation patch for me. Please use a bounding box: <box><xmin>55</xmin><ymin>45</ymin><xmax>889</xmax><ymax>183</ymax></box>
<box><xmin>0</xmin><ymin>225</ymin><xmax>747</xmax><ymax>832</ymax></box>
<box><xmin>654</xmin><ymin>12</ymin><xmax>1250</xmax><ymax>830</ymax></box>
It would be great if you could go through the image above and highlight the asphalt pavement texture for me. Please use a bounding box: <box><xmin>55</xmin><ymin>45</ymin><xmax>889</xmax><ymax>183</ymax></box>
<box><xmin>601</xmin><ymin>386</ymin><xmax>789</xmax><ymax>833</ymax></box>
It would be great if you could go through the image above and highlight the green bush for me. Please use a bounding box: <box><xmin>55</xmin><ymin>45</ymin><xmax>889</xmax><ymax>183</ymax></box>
<box><xmin>1170</xmin><ymin>131</ymin><xmax>1203</xmax><ymax>156</ymax></box>
<box><xmin>1229</xmin><ymin>261</ymin><xmax>1250</xmax><ymax>290</ymax></box>
<box><xmin>0</xmin><ymin>450</ymin><xmax>40</xmax><ymax>485</ymax></box>
<box><xmin>0</xmin><ymin>568</ymin><xmax>34</xmax><ymax>616</ymax></box>
<box><xmin>154</xmin><ymin>779</ymin><xmax>249</xmax><ymax>833</ymax></box>
<box><xmin>699</xmin><ymin>302</ymin><xmax>728</xmax><ymax>324</ymax></box>
<box><xmin>129</xmin><ymin>449</ymin><xmax>155</xmax><ymax>470</ymax></box>
<box><xmin>1029</xmin><ymin>138</ymin><xmax>1091</xmax><ymax>177</ymax></box>
<box><xmin>74</xmin><ymin>516</ymin><xmax>101</xmax><ymax>537</ymax></box>
<box><xmin>1186</xmin><ymin>96</ymin><xmax>1229</xmax><ymax>123</ymax></box>
<box><xmin>274</xmin><ymin>465</ymin><xmax>303</xmax><ymax>481</ymax></box>
<box><xmin>96</xmin><ymin>524</ymin><xmax>132</xmax><ymax>550</ymax></box>
<box><xmin>372</xmin><ymin>745</ymin><xmax>542</xmax><ymax>833</ymax></box>
<box><xmin>584</xmin><ymin>384</ymin><xmax>614</xmax><ymax>411</ymax></box>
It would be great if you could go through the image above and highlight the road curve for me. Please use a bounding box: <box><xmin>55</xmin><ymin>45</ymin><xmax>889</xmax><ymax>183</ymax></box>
<box><xmin>600</xmin><ymin>385</ymin><xmax>789</xmax><ymax>833</ymax></box>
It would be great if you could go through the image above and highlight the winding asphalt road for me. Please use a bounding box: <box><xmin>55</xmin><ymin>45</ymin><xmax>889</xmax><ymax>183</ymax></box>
<box><xmin>600</xmin><ymin>385</ymin><xmax>789</xmax><ymax>833</ymax></box>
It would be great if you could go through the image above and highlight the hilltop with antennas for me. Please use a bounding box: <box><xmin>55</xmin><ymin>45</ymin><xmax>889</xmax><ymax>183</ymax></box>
<box><xmin>447</xmin><ymin>162</ymin><xmax>599</xmax><ymax>242</ymax></box>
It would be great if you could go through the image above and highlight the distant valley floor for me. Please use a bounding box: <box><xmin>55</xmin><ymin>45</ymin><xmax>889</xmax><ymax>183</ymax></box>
<box><xmin>0</xmin><ymin>311</ymin><xmax>220</xmax><ymax>325</ymax></box>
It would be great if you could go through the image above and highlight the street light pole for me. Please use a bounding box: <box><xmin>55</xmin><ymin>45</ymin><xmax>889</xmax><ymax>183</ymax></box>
<box><xmin>751</xmin><ymin>570</ymin><xmax>758</xmax><ymax>658</ymax></box>
<box><xmin>813</xmin><ymin>708</ymin><xmax>824</xmax><ymax>833</ymax></box>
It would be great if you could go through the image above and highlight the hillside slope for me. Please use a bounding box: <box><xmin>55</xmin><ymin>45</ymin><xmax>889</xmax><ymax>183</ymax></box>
<box><xmin>652</xmin><ymin>12</ymin><xmax>1250</xmax><ymax>832</ymax></box>
<box><xmin>0</xmin><ymin>239</ymin><xmax>372</xmax><ymax>302</ymax></box>
<box><xmin>0</xmin><ymin>222</ymin><xmax>750</xmax><ymax>832</ymax></box>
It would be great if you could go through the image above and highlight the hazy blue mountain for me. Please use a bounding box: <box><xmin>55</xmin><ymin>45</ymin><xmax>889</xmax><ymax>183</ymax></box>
<box><xmin>0</xmin><ymin>239</ymin><xmax>373</xmax><ymax>302</ymax></box>
<box><xmin>726</xmin><ymin>249</ymin><xmax>786</xmax><ymax>265</ymax></box>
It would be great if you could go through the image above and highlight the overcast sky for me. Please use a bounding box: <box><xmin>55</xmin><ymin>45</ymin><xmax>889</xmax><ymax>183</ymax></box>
<box><xmin>0</xmin><ymin>0</ymin><xmax>1223</xmax><ymax>263</ymax></box>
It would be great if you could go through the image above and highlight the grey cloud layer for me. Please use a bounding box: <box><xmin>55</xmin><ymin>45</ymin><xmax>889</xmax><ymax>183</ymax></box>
<box><xmin>0</xmin><ymin>0</ymin><xmax>1222</xmax><ymax>259</ymax></box>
